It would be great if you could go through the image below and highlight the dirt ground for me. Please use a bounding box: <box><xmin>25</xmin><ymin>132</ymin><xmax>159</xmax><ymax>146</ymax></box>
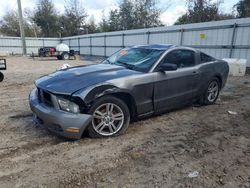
<box><xmin>0</xmin><ymin>56</ymin><xmax>250</xmax><ymax>188</ymax></box>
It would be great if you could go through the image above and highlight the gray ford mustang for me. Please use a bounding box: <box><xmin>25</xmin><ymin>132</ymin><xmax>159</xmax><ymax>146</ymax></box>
<box><xmin>29</xmin><ymin>44</ymin><xmax>229</xmax><ymax>139</ymax></box>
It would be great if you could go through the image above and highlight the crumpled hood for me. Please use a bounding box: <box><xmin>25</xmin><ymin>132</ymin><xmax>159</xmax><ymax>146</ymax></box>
<box><xmin>36</xmin><ymin>63</ymin><xmax>141</xmax><ymax>95</ymax></box>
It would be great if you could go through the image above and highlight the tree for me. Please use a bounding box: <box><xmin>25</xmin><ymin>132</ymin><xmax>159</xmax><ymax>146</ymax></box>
<box><xmin>234</xmin><ymin>0</ymin><xmax>250</xmax><ymax>18</ymax></box>
<box><xmin>134</xmin><ymin>0</ymin><xmax>163</xmax><ymax>28</ymax></box>
<box><xmin>0</xmin><ymin>10</ymin><xmax>39</xmax><ymax>37</ymax></box>
<box><xmin>0</xmin><ymin>11</ymin><xmax>21</xmax><ymax>37</ymax></box>
<box><xmin>85</xmin><ymin>16</ymin><xmax>99</xmax><ymax>34</ymax></box>
<box><xmin>105</xmin><ymin>0</ymin><xmax>163</xmax><ymax>31</ymax></box>
<box><xmin>175</xmin><ymin>0</ymin><xmax>234</xmax><ymax>25</ymax></box>
<box><xmin>59</xmin><ymin>0</ymin><xmax>88</xmax><ymax>36</ymax></box>
<box><xmin>33</xmin><ymin>0</ymin><xmax>60</xmax><ymax>37</ymax></box>
<box><xmin>24</xmin><ymin>9</ymin><xmax>42</xmax><ymax>37</ymax></box>
<box><xmin>119</xmin><ymin>0</ymin><xmax>136</xmax><ymax>30</ymax></box>
<box><xmin>99</xmin><ymin>12</ymin><xmax>111</xmax><ymax>32</ymax></box>
<box><xmin>174</xmin><ymin>14</ymin><xmax>189</xmax><ymax>25</ymax></box>
<box><xmin>108</xmin><ymin>9</ymin><xmax>121</xmax><ymax>31</ymax></box>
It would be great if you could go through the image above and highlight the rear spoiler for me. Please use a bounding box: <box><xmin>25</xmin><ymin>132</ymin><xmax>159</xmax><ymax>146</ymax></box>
<box><xmin>0</xmin><ymin>59</ymin><xmax>6</xmax><ymax>70</ymax></box>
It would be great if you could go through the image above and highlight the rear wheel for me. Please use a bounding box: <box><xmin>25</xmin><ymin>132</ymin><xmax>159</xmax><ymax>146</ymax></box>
<box><xmin>200</xmin><ymin>78</ymin><xmax>220</xmax><ymax>105</ymax></box>
<box><xmin>87</xmin><ymin>96</ymin><xmax>130</xmax><ymax>138</ymax></box>
<box><xmin>0</xmin><ymin>72</ymin><xmax>3</xmax><ymax>82</ymax></box>
<box><xmin>62</xmin><ymin>52</ymin><xmax>70</xmax><ymax>60</ymax></box>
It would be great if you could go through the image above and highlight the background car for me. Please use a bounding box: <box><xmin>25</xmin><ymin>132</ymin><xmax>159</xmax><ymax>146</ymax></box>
<box><xmin>29</xmin><ymin>44</ymin><xmax>229</xmax><ymax>139</ymax></box>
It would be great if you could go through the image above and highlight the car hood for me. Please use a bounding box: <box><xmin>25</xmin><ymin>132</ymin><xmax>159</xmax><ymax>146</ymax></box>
<box><xmin>36</xmin><ymin>63</ymin><xmax>141</xmax><ymax>95</ymax></box>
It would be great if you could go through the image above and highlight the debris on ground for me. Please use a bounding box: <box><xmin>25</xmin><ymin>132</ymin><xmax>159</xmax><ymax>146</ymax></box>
<box><xmin>60</xmin><ymin>63</ymin><xmax>71</xmax><ymax>70</ymax></box>
<box><xmin>188</xmin><ymin>171</ymin><xmax>199</xmax><ymax>178</ymax></box>
<box><xmin>228</xmin><ymin>110</ymin><xmax>238</xmax><ymax>115</ymax></box>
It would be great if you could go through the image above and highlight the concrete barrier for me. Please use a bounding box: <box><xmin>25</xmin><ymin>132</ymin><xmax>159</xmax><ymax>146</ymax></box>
<box><xmin>223</xmin><ymin>58</ymin><xmax>247</xmax><ymax>76</ymax></box>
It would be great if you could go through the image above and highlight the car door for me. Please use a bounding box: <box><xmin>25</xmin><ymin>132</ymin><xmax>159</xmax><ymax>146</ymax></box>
<box><xmin>153</xmin><ymin>49</ymin><xmax>199</xmax><ymax>112</ymax></box>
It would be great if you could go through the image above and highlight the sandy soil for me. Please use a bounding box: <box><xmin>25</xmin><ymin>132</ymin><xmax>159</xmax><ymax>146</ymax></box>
<box><xmin>0</xmin><ymin>56</ymin><xmax>250</xmax><ymax>188</ymax></box>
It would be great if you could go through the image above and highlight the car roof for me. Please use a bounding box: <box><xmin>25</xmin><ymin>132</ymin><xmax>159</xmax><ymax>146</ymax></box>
<box><xmin>133</xmin><ymin>44</ymin><xmax>175</xmax><ymax>50</ymax></box>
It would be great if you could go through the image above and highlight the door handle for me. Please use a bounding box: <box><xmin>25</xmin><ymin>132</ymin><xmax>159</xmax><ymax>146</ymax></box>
<box><xmin>192</xmin><ymin>71</ymin><xmax>198</xmax><ymax>74</ymax></box>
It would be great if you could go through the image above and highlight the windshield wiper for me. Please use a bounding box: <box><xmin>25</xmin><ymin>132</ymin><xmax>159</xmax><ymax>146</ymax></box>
<box><xmin>116</xmin><ymin>60</ymin><xmax>135</xmax><ymax>70</ymax></box>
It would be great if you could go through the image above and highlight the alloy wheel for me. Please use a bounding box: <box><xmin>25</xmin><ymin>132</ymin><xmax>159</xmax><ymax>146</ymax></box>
<box><xmin>207</xmin><ymin>81</ymin><xmax>219</xmax><ymax>102</ymax></box>
<box><xmin>92</xmin><ymin>103</ymin><xmax>124</xmax><ymax>136</ymax></box>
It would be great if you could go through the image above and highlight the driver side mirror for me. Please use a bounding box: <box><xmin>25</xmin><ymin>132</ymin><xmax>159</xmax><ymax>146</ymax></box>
<box><xmin>158</xmin><ymin>63</ymin><xmax>177</xmax><ymax>72</ymax></box>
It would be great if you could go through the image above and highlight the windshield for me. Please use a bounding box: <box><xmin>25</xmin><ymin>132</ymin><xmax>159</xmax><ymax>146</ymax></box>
<box><xmin>103</xmin><ymin>47</ymin><xmax>165</xmax><ymax>72</ymax></box>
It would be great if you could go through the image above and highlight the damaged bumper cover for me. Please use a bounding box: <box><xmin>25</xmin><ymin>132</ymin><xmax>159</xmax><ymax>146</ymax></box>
<box><xmin>29</xmin><ymin>88</ymin><xmax>92</xmax><ymax>140</ymax></box>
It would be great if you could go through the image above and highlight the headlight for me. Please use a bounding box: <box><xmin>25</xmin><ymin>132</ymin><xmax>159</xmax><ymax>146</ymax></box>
<box><xmin>57</xmin><ymin>97</ymin><xmax>80</xmax><ymax>114</ymax></box>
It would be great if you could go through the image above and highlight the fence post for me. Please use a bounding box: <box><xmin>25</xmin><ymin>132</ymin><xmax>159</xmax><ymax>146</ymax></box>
<box><xmin>69</xmin><ymin>39</ymin><xmax>71</xmax><ymax>49</ymax></box>
<box><xmin>147</xmin><ymin>31</ymin><xmax>150</xmax><ymax>44</ymax></box>
<box><xmin>229</xmin><ymin>23</ymin><xmax>237</xmax><ymax>58</ymax></box>
<box><xmin>78</xmin><ymin>37</ymin><xmax>80</xmax><ymax>55</ymax></box>
<box><xmin>90</xmin><ymin>36</ymin><xmax>92</xmax><ymax>56</ymax></box>
<box><xmin>180</xmin><ymin>29</ymin><xmax>184</xmax><ymax>45</ymax></box>
<box><xmin>104</xmin><ymin>35</ymin><xmax>107</xmax><ymax>57</ymax></box>
<box><xmin>42</xmin><ymin>39</ymin><xmax>45</xmax><ymax>47</ymax></box>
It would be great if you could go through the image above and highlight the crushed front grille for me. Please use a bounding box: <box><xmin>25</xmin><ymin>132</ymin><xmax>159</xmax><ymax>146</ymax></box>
<box><xmin>37</xmin><ymin>88</ymin><xmax>54</xmax><ymax>107</ymax></box>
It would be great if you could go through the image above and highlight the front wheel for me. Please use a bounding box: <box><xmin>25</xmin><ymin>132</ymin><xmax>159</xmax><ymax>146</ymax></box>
<box><xmin>200</xmin><ymin>78</ymin><xmax>220</xmax><ymax>105</ymax></box>
<box><xmin>87</xmin><ymin>96</ymin><xmax>130</xmax><ymax>138</ymax></box>
<box><xmin>57</xmin><ymin>55</ymin><xmax>62</xmax><ymax>60</ymax></box>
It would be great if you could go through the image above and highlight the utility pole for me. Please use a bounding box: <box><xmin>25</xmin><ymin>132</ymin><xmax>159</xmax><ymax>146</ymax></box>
<box><xmin>74</xmin><ymin>0</ymin><xmax>79</xmax><ymax>35</ymax></box>
<box><xmin>17</xmin><ymin>0</ymin><xmax>27</xmax><ymax>55</ymax></box>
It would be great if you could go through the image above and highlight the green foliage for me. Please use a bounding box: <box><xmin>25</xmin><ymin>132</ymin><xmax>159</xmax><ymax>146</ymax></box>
<box><xmin>33</xmin><ymin>0</ymin><xmax>60</xmax><ymax>37</ymax></box>
<box><xmin>0</xmin><ymin>0</ymin><xmax>162</xmax><ymax>37</ymax></box>
<box><xmin>59</xmin><ymin>0</ymin><xmax>88</xmax><ymax>36</ymax></box>
<box><xmin>109</xmin><ymin>9</ymin><xmax>122</xmax><ymax>31</ymax></box>
<box><xmin>175</xmin><ymin>0</ymin><xmax>234</xmax><ymax>25</ymax></box>
<box><xmin>99</xmin><ymin>14</ymin><xmax>111</xmax><ymax>32</ymax></box>
<box><xmin>134</xmin><ymin>0</ymin><xmax>163</xmax><ymax>28</ymax></box>
<box><xmin>0</xmin><ymin>10</ymin><xmax>39</xmax><ymax>37</ymax></box>
<box><xmin>119</xmin><ymin>0</ymin><xmax>136</xmax><ymax>30</ymax></box>
<box><xmin>234</xmin><ymin>0</ymin><xmax>250</xmax><ymax>18</ymax></box>
<box><xmin>0</xmin><ymin>11</ymin><xmax>20</xmax><ymax>36</ymax></box>
<box><xmin>99</xmin><ymin>0</ymin><xmax>163</xmax><ymax>32</ymax></box>
<box><xmin>85</xmin><ymin>17</ymin><xmax>99</xmax><ymax>34</ymax></box>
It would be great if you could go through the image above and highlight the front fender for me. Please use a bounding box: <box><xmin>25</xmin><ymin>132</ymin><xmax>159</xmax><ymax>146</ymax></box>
<box><xmin>72</xmin><ymin>83</ymin><xmax>133</xmax><ymax>106</ymax></box>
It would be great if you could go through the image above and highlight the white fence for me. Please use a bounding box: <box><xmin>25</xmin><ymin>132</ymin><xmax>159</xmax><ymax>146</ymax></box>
<box><xmin>0</xmin><ymin>36</ymin><xmax>60</xmax><ymax>54</ymax></box>
<box><xmin>62</xmin><ymin>17</ymin><xmax>250</xmax><ymax>67</ymax></box>
<box><xmin>0</xmin><ymin>18</ymin><xmax>250</xmax><ymax>66</ymax></box>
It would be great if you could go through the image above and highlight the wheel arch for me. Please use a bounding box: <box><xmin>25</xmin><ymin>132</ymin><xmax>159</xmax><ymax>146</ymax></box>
<box><xmin>213</xmin><ymin>74</ymin><xmax>222</xmax><ymax>89</ymax></box>
<box><xmin>75</xmin><ymin>84</ymin><xmax>138</xmax><ymax>119</ymax></box>
<box><xmin>108</xmin><ymin>92</ymin><xmax>137</xmax><ymax>120</ymax></box>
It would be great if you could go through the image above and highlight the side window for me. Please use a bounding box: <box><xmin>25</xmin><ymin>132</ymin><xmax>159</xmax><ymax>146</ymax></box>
<box><xmin>200</xmin><ymin>52</ymin><xmax>215</xmax><ymax>63</ymax></box>
<box><xmin>163</xmin><ymin>50</ymin><xmax>195</xmax><ymax>68</ymax></box>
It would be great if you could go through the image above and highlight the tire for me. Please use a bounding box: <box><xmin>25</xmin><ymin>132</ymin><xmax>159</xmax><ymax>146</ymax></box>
<box><xmin>199</xmin><ymin>77</ymin><xmax>220</xmax><ymax>105</ymax></box>
<box><xmin>87</xmin><ymin>96</ymin><xmax>130</xmax><ymax>138</ymax></box>
<box><xmin>62</xmin><ymin>52</ymin><xmax>70</xmax><ymax>60</ymax></box>
<box><xmin>57</xmin><ymin>55</ymin><xmax>62</xmax><ymax>60</ymax></box>
<box><xmin>0</xmin><ymin>72</ymin><xmax>3</xmax><ymax>82</ymax></box>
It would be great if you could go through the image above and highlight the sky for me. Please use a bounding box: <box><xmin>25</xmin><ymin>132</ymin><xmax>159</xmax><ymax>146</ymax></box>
<box><xmin>0</xmin><ymin>0</ymin><xmax>239</xmax><ymax>26</ymax></box>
